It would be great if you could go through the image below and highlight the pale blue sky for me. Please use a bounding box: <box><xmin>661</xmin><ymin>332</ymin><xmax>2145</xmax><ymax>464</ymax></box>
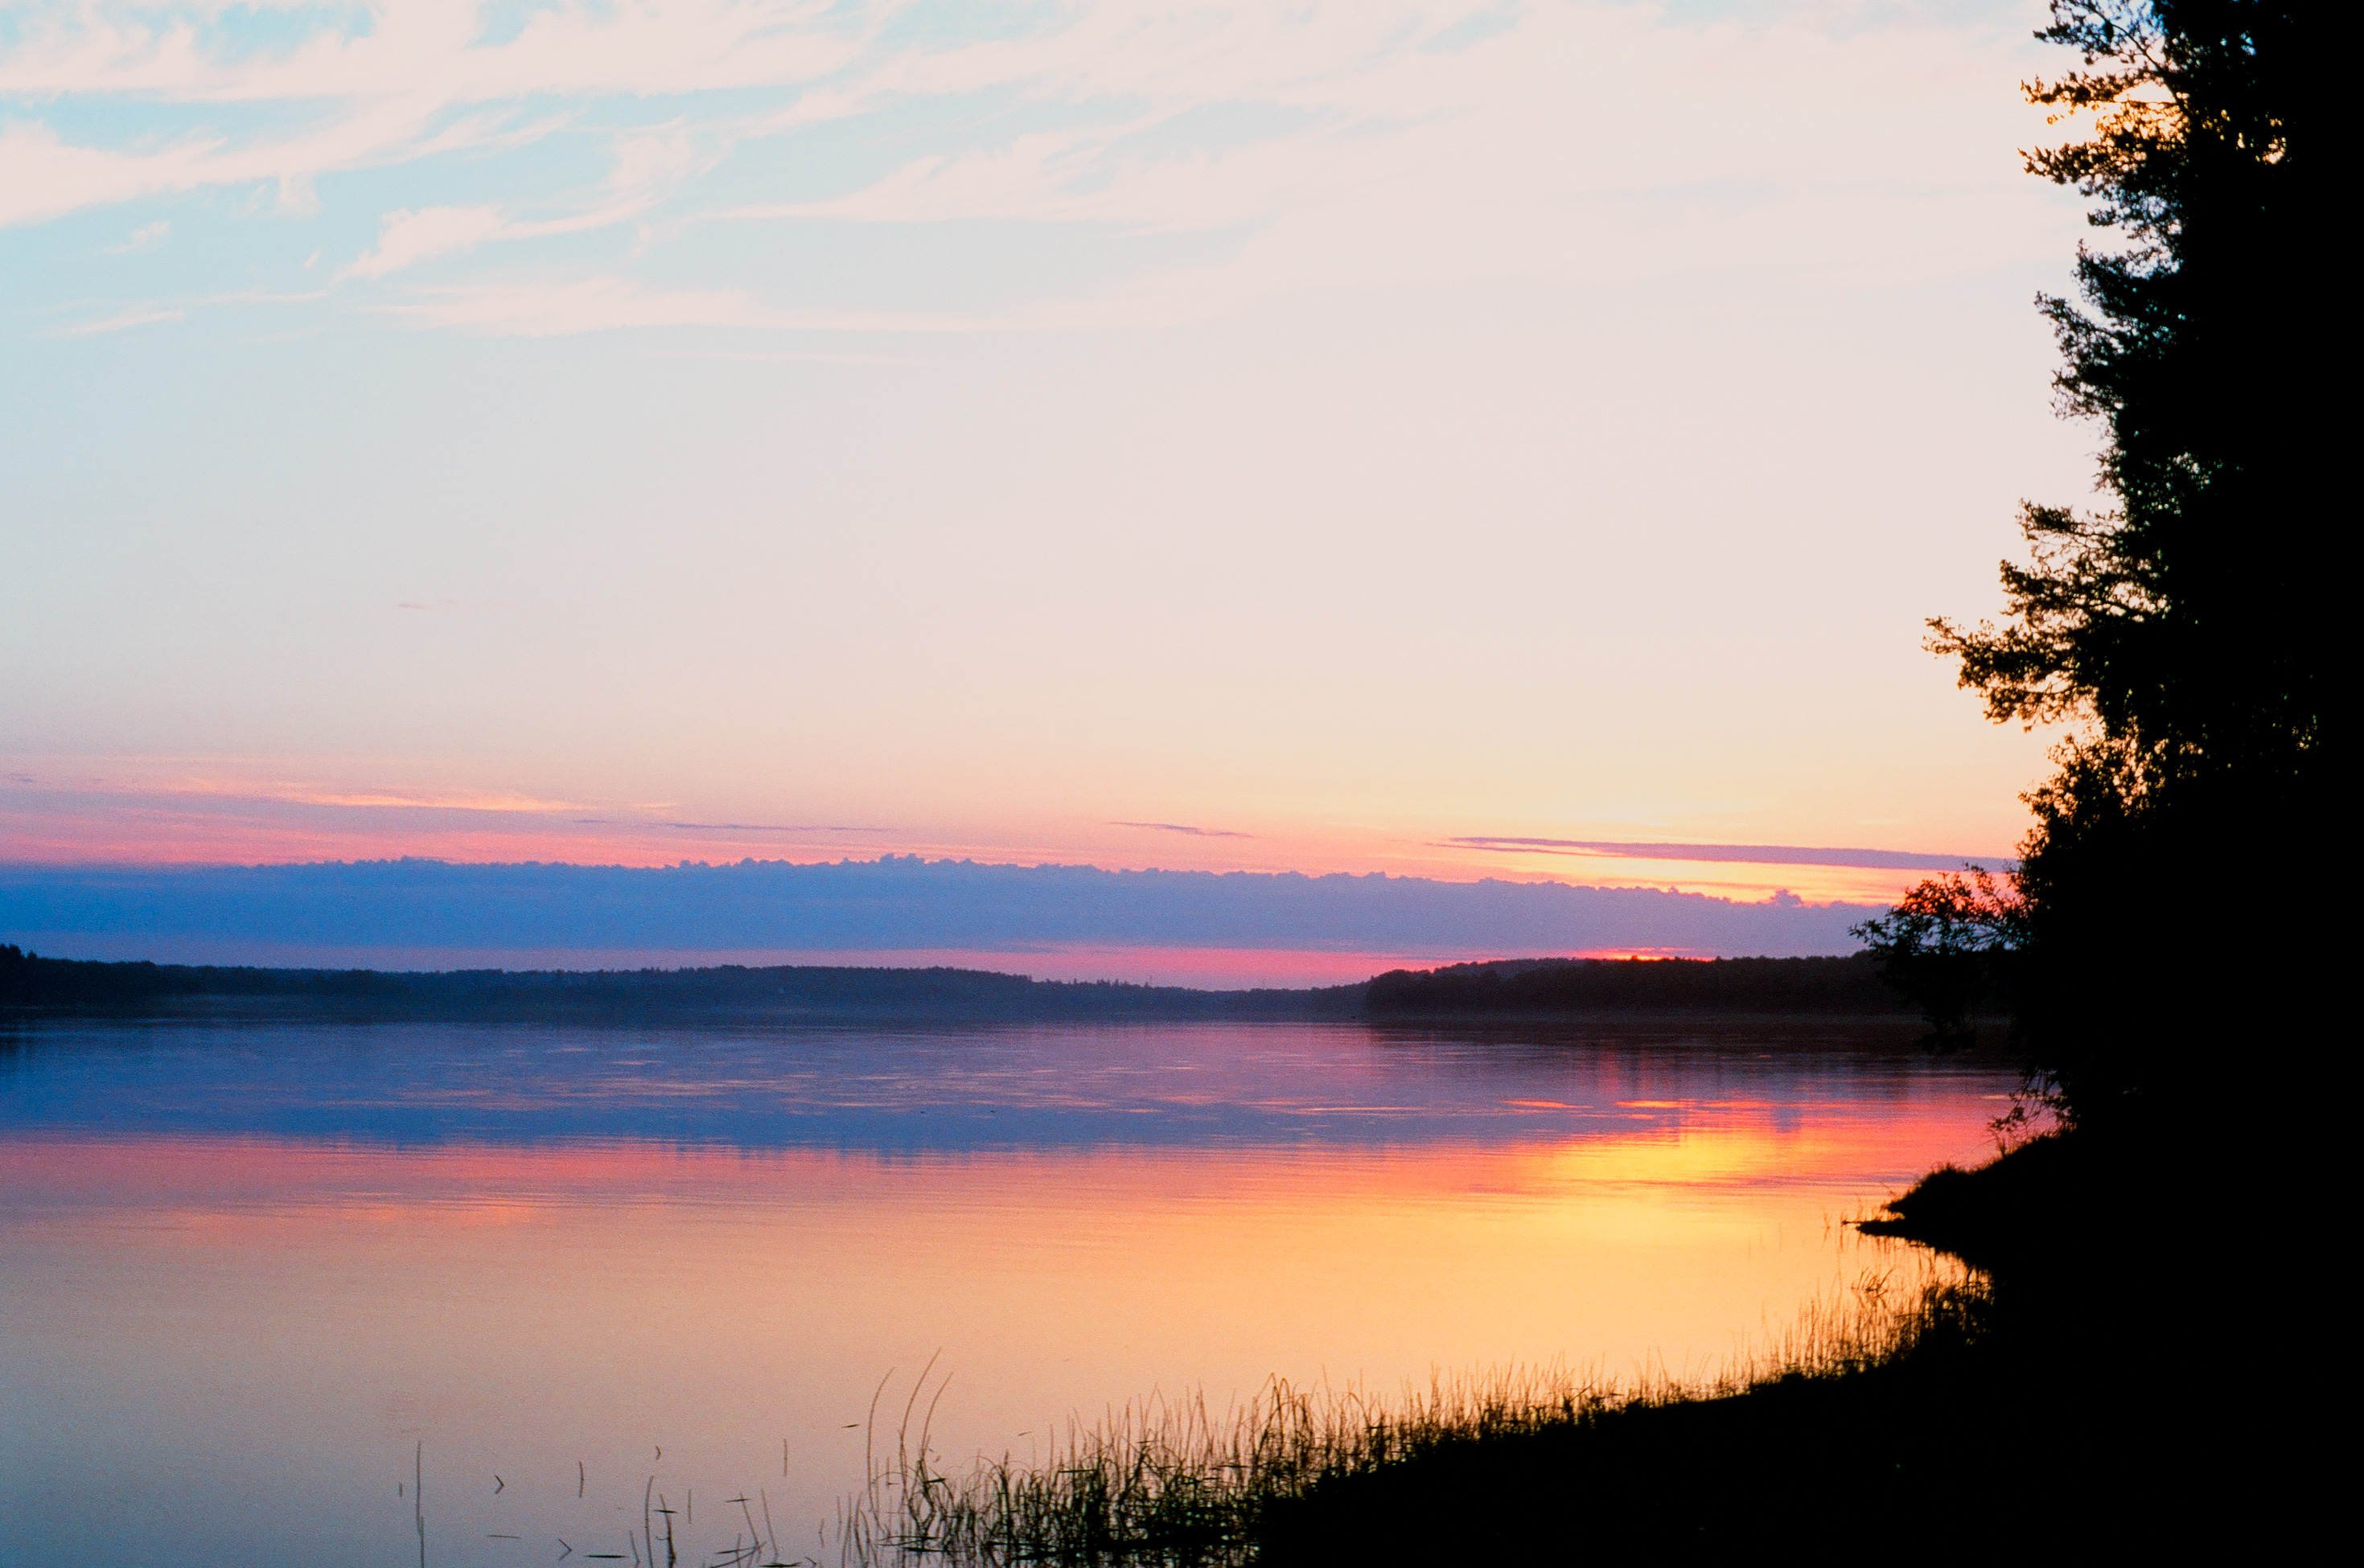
<box><xmin>2</xmin><ymin>0</ymin><xmax>2096</xmax><ymax>905</ymax></box>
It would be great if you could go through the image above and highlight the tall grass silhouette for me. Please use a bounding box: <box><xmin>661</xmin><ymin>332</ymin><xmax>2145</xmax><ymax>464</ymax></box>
<box><xmin>839</xmin><ymin>1258</ymin><xmax>1978</xmax><ymax>1566</ymax></box>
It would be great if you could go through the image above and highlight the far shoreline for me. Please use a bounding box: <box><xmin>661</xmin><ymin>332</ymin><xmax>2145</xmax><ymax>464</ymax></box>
<box><xmin>0</xmin><ymin>946</ymin><xmax>1972</xmax><ymax>1033</ymax></box>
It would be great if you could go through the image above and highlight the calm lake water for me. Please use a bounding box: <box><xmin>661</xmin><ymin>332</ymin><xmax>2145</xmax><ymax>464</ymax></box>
<box><xmin>0</xmin><ymin>1017</ymin><xmax>2010</xmax><ymax>1565</ymax></box>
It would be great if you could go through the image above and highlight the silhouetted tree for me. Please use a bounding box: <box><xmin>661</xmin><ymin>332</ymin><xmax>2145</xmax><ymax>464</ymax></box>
<box><xmin>1850</xmin><ymin>871</ymin><xmax>2024</xmax><ymax>1052</ymax></box>
<box><xmin>1864</xmin><ymin>2</ymin><xmax>2324</xmax><ymax>1126</ymax></box>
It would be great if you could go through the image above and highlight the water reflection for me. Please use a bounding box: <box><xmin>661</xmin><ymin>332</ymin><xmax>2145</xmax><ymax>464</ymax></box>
<box><xmin>0</xmin><ymin>1017</ymin><xmax>1965</xmax><ymax>1148</ymax></box>
<box><xmin>0</xmin><ymin>1020</ymin><xmax>2004</xmax><ymax>1566</ymax></box>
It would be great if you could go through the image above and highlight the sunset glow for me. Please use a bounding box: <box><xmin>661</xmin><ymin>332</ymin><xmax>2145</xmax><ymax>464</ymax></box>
<box><xmin>2</xmin><ymin>0</ymin><xmax>2081</xmax><ymax>933</ymax></box>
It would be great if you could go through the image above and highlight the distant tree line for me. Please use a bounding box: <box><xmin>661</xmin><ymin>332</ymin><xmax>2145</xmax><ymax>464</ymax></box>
<box><xmin>1364</xmin><ymin>955</ymin><xmax>1910</xmax><ymax>1017</ymax></box>
<box><xmin>6</xmin><ymin>945</ymin><xmax>1918</xmax><ymax>1024</ymax></box>
<box><xmin>0</xmin><ymin>945</ymin><xmax>1365</xmax><ymax>1021</ymax></box>
<box><xmin>1</xmin><ymin>945</ymin><xmax>209</xmax><ymax>1005</ymax></box>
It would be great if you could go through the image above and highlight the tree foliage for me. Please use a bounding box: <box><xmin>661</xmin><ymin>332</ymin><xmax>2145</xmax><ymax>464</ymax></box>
<box><xmin>1864</xmin><ymin>2</ymin><xmax>2323</xmax><ymax>1126</ymax></box>
<box><xmin>1849</xmin><ymin>871</ymin><xmax>2024</xmax><ymax>1053</ymax></box>
<box><xmin>1932</xmin><ymin>0</ymin><xmax>2315</xmax><ymax>773</ymax></box>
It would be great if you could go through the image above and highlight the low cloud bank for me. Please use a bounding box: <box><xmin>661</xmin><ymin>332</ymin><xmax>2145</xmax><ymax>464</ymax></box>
<box><xmin>0</xmin><ymin>857</ymin><xmax>1880</xmax><ymax>967</ymax></box>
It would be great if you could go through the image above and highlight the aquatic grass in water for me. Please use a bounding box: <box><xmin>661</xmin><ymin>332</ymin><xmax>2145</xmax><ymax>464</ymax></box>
<box><xmin>841</xmin><ymin>1260</ymin><xmax>1980</xmax><ymax>1566</ymax></box>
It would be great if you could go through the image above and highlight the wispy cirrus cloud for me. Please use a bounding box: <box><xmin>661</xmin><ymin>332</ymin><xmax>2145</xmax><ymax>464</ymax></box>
<box><xmin>1111</xmin><ymin>821</ymin><xmax>1254</xmax><ymax>839</ymax></box>
<box><xmin>0</xmin><ymin>0</ymin><xmax>858</xmax><ymax>243</ymax></box>
<box><xmin>1448</xmin><ymin>837</ymin><xmax>2008</xmax><ymax>872</ymax></box>
<box><xmin>56</xmin><ymin>302</ymin><xmax>183</xmax><ymax>335</ymax></box>
<box><xmin>346</xmin><ymin>203</ymin><xmax>508</xmax><ymax>277</ymax></box>
<box><xmin>3</xmin><ymin>2</ymin><xmax>2071</xmax><ymax>336</ymax></box>
<box><xmin>2</xmin><ymin>765</ymin><xmax>580</xmax><ymax>815</ymax></box>
<box><xmin>232</xmin><ymin>785</ymin><xmax>585</xmax><ymax>814</ymax></box>
<box><xmin>343</xmin><ymin>117</ymin><xmax>720</xmax><ymax>281</ymax></box>
<box><xmin>0</xmin><ymin>1</ymin><xmax>867</xmax><ymax>103</ymax></box>
<box><xmin>107</xmin><ymin>219</ymin><xmax>171</xmax><ymax>252</ymax></box>
<box><xmin>665</xmin><ymin>822</ymin><xmax>887</xmax><ymax>835</ymax></box>
<box><xmin>368</xmin><ymin>273</ymin><xmax>763</xmax><ymax>334</ymax></box>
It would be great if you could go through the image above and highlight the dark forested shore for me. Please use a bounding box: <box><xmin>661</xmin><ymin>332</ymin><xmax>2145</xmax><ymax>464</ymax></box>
<box><xmin>0</xmin><ymin>943</ymin><xmax>1914</xmax><ymax>1025</ymax></box>
<box><xmin>0</xmin><ymin>943</ymin><xmax>1355</xmax><ymax>1022</ymax></box>
<box><xmin>1363</xmin><ymin>953</ymin><xmax>1906</xmax><ymax>1017</ymax></box>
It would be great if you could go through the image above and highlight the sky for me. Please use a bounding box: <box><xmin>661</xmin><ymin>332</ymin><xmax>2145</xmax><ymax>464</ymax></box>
<box><xmin>0</xmin><ymin>0</ymin><xmax>2098</xmax><ymax>964</ymax></box>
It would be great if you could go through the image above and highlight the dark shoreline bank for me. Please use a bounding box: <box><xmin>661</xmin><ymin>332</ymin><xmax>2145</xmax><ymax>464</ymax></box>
<box><xmin>839</xmin><ymin>1127</ymin><xmax>2214</xmax><ymax>1564</ymax></box>
<box><xmin>1253</xmin><ymin>1127</ymin><xmax>2231</xmax><ymax>1558</ymax></box>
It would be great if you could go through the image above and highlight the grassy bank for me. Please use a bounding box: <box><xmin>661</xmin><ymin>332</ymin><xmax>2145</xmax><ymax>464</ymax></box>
<box><xmin>842</xmin><ymin>1262</ymin><xmax>1996</xmax><ymax>1566</ymax></box>
<box><xmin>839</xmin><ymin>1128</ymin><xmax>2234</xmax><ymax>1563</ymax></box>
<box><xmin>1254</xmin><ymin>1128</ymin><xmax>2255</xmax><ymax>1557</ymax></box>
